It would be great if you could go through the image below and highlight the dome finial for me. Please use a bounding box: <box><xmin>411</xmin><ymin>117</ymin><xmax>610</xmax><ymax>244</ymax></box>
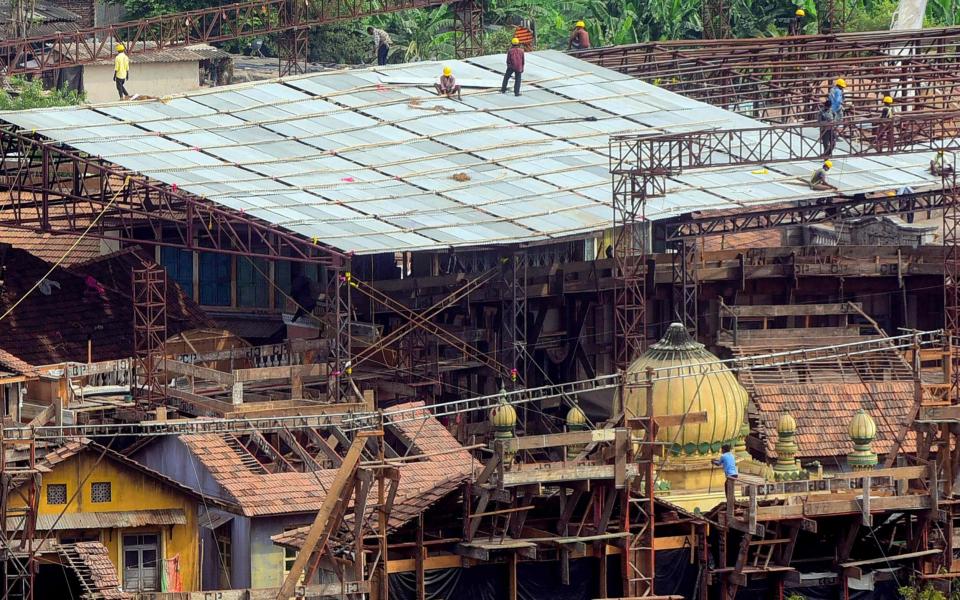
<box><xmin>847</xmin><ymin>410</ymin><xmax>878</xmax><ymax>471</ymax></box>
<box><xmin>773</xmin><ymin>413</ymin><xmax>803</xmax><ymax>481</ymax></box>
<box><xmin>565</xmin><ymin>402</ymin><xmax>588</xmax><ymax>459</ymax></box>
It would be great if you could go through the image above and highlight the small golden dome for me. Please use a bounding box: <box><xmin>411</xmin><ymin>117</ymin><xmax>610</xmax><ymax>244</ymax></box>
<box><xmin>566</xmin><ymin>404</ymin><xmax>587</xmax><ymax>427</ymax></box>
<box><xmin>490</xmin><ymin>401</ymin><xmax>517</xmax><ymax>429</ymax></box>
<box><xmin>777</xmin><ymin>413</ymin><xmax>797</xmax><ymax>435</ymax></box>
<box><xmin>849</xmin><ymin>409</ymin><xmax>877</xmax><ymax>443</ymax></box>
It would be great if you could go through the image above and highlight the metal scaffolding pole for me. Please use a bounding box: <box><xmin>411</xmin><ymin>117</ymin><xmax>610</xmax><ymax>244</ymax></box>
<box><xmin>672</xmin><ymin>237</ymin><xmax>699</xmax><ymax>333</ymax></box>
<box><xmin>0</xmin><ymin>430</ymin><xmax>38</xmax><ymax>600</ymax></box>
<box><xmin>504</xmin><ymin>251</ymin><xmax>528</xmax><ymax>386</ymax></box>
<box><xmin>452</xmin><ymin>0</ymin><xmax>483</xmax><ymax>59</ymax></box>
<box><xmin>132</xmin><ymin>263</ymin><xmax>167</xmax><ymax>405</ymax></box>
<box><xmin>278</xmin><ymin>27</ymin><xmax>309</xmax><ymax>77</ymax></box>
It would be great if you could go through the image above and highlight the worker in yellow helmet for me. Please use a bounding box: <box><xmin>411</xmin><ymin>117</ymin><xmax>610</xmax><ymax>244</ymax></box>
<box><xmin>114</xmin><ymin>43</ymin><xmax>130</xmax><ymax>100</ymax></box>
<box><xmin>789</xmin><ymin>8</ymin><xmax>806</xmax><ymax>35</ymax></box>
<box><xmin>877</xmin><ymin>95</ymin><xmax>895</xmax><ymax>152</ymax></box>
<box><xmin>568</xmin><ymin>20</ymin><xmax>591</xmax><ymax>50</ymax></box>
<box><xmin>501</xmin><ymin>38</ymin><xmax>525</xmax><ymax>97</ymax></box>
<box><xmin>828</xmin><ymin>78</ymin><xmax>846</xmax><ymax>119</ymax></box>
<box><xmin>435</xmin><ymin>66</ymin><xmax>461</xmax><ymax>100</ymax></box>
<box><xmin>810</xmin><ymin>159</ymin><xmax>838</xmax><ymax>191</ymax></box>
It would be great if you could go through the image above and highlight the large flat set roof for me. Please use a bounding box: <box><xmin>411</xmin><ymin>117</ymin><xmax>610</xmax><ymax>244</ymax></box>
<box><xmin>0</xmin><ymin>50</ymin><xmax>944</xmax><ymax>254</ymax></box>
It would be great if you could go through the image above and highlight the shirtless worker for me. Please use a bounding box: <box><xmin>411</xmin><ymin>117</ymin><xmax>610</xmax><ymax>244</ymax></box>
<box><xmin>568</xmin><ymin>21</ymin><xmax>591</xmax><ymax>50</ymax></box>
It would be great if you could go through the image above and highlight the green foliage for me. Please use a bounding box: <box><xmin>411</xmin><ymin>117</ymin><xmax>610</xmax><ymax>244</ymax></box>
<box><xmin>786</xmin><ymin>593</ymin><xmax>806</xmax><ymax>600</ymax></box>
<box><xmin>899</xmin><ymin>584</ymin><xmax>947</xmax><ymax>600</ymax></box>
<box><xmin>925</xmin><ymin>0</ymin><xmax>958</xmax><ymax>26</ymax></box>
<box><xmin>307</xmin><ymin>26</ymin><xmax>369</xmax><ymax>64</ymax></box>
<box><xmin>844</xmin><ymin>0</ymin><xmax>897</xmax><ymax>31</ymax></box>
<box><xmin>0</xmin><ymin>77</ymin><xmax>84</xmax><ymax>111</ymax></box>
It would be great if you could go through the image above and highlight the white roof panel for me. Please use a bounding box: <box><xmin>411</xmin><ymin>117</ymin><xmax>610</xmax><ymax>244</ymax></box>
<box><xmin>0</xmin><ymin>50</ymin><xmax>945</xmax><ymax>254</ymax></box>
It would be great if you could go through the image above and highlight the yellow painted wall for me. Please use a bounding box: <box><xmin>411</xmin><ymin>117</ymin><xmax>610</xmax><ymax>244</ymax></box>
<box><xmin>12</xmin><ymin>452</ymin><xmax>201</xmax><ymax>592</ymax></box>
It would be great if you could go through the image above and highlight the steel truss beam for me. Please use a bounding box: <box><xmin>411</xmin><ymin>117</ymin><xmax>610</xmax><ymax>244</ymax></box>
<box><xmin>611</xmin><ymin>112</ymin><xmax>960</xmax><ymax>183</ymax></box>
<box><xmin>0</xmin><ymin>0</ymin><xmax>458</xmax><ymax>76</ymax></box>
<box><xmin>577</xmin><ymin>27</ymin><xmax>960</xmax><ymax>123</ymax></box>
<box><xmin>613</xmin><ymin>114</ymin><xmax>958</xmax><ymax>338</ymax></box>
<box><xmin>664</xmin><ymin>189</ymin><xmax>949</xmax><ymax>241</ymax></box>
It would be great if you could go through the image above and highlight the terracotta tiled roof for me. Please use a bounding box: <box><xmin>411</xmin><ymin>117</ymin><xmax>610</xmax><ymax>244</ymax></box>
<box><xmin>751</xmin><ymin>381</ymin><xmax>916</xmax><ymax>460</ymax></box>
<box><xmin>0</xmin><ymin>247</ymin><xmax>210</xmax><ymax>366</ymax></box>
<box><xmin>0</xmin><ymin>347</ymin><xmax>37</xmax><ymax>375</ymax></box>
<box><xmin>183</xmin><ymin>402</ymin><xmax>479</xmax><ymax>519</ymax></box>
<box><xmin>68</xmin><ymin>542</ymin><xmax>131</xmax><ymax>599</ymax></box>
<box><xmin>0</xmin><ymin>229</ymin><xmax>102</xmax><ymax>266</ymax></box>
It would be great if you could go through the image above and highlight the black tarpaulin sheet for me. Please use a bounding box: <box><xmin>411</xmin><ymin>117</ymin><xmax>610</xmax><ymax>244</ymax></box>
<box><xmin>389</xmin><ymin>550</ymin><xmax>695</xmax><ymax>600</ymax></box>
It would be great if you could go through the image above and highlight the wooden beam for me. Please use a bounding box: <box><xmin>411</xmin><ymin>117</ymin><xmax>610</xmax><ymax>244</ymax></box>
<box><xmin>277</xmin><ymin>428</ymin><xmax>320</xmax><ymax>471</ymax></box>
<box><xmin>723</xmin><ymin>303</ymin><xmax>860</xmax><ymax>318</ymax></box>
<box><xmin>755</xmin><ymin>494</ymin><xmax>930</xmax><ymax>520</ymax></box>
<box><xmin>500</xmin><ymin>463</ymin><xmax>638</xmax><ymax>486</ymax></box>
<box><xmin>303</xmin><ymin>427</ymin><xmax>343</xmax><ymax>468</ymax></box>
<box><xmin>158</xmin><ymin>359</ymin><xmax>235</xmax><ymax>386</ymax></box>
<box><xmin>387</xmin><ymin>554</ymin><xmax>462</xmax><ymax>574</ymax></box>
<box><xmin>247</xmin><ymin>430</ymin><xmax>295</xmax><ymax>472</ymax></box>
<box><xmin>234</xmin><ymin>363</ymin><xmax>327</xmax><ymax>383</ymax></box>
<box><xmin>626</xmin><ymin>412</ymin><xmax>708</xmax><ymax>428</ymax></box>
<box><xmin>504</xmin><ymin>429</ymin><xmax>618</xmax><ymax>452</ymax></box>
<box><xmin>276</xmin><ymin>433</ymin><xmax>370</xmax><ymax>600</ymax></box>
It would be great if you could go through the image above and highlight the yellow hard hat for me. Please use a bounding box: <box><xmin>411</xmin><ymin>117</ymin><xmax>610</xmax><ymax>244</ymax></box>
<box><xmin>883</xmin><ymin>95</ymin><xmax>893</xmax><ymax>104</ymax></box>
<box><xmin>576</xmin><ymin>20</ymin><xmax>585</xmax><ymax>27</ymax></box>
<box><xmin>511</xmin><ymin>37</ymin><xmax>520</xmax><ymax>45</ymax></box>
<box><xmin>795</xmin><ymin>8</ymin><xmax>805</xmax><ymax>16</ymax></box>
<box><xmin>835</xmin><ymin>78</ymin><xmax>846</xmax><ymax>88</ymax></box>
<box><xmin>443</xmin><ymin>66</ymin><xmax>451</xmax><ymax>76</ymax></box>
<box><xmin>116</xmin><ymin>43</ymin><xmax>125</xmax><ymax>52</ymax></box>
<box><xmin>824</xmin><ymin>159</ymin><xmax>833</xmax><ymax>169</ymax></box>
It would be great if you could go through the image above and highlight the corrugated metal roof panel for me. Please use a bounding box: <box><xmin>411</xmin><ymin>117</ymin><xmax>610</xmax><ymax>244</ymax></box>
<box><xmin>0</xmin><ymin>50</ymin><xmax>947</xmax><ymax>254</ymax></box>
<box><xmin>29</xmin><ymin>509</ymin><xmax>186</xmax><ymax>531</ymax></box>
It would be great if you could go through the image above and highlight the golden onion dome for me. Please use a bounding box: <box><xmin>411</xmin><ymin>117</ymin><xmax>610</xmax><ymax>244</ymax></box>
<box><xmin>848</xmin><ymin>409</ymin><xmax>877</xmax><ymax>444</ymax></box>
<box><xmin>622</xmin><ymin>323</ymin><xmax>748</xmax><ymax>458</ymax></box>
<box><xmin>566</xmin><ymin>404</ymin><xmax>587</xmax><ymax>427</ymax></box>
<box><xmin>777</xmin><ymin>413</ymin><xmax>797</xmax><ymax>435</ymax></box>
<box><xmin>490</xmin><ymin>400</ymin><xmax>517</xmax><ymax>429</ymax></box>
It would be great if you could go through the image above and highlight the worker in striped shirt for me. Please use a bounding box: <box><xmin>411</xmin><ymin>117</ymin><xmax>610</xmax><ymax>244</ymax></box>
<box><xmin>367</xmin><ymin>26</ymin><xmax>392</xmax><ymax>66</ymax></box>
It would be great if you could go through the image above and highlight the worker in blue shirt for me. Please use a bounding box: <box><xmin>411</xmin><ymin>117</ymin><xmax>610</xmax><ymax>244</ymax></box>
<box><xmin>712</xmin><ymin>444</ymin><xmax>738</xmax><ymax>478</ymax></box>
<box><xmin>829</xmin><ymin>78</ymin><xmax>846</xmax><ymax>119</ymax></box>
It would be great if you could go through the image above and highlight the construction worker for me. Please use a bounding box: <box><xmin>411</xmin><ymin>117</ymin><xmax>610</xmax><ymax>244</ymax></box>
<box><xmin>809</xmin><ymin>159</ymin><xmax>838</xmax><ymax>191</ymax></box>
<box><xmin>788</xmin><ymin>8</ymin><xmax>806</xmax><ymax>36</ymax></box>
<box><xmin>501</xmin><ymin>38</ymin><xmax>524</xmax><ymax>97</ymax></box>
<box><xmin>931</xmin><ymin>150</ymin><xmax>955</xmax><ymax>177</ymax></box>
<box><xmin>876</xmin><ymin>95</ymin><xmax>895</xmax><ymax>152</ymax></box>
<box><xmin>829</xmin><ymin>78</ymin><xmax>846</xmax><ymax>120</ymax></box>
<box><xmin>817</xmin><ymin>99</ymin><xmax>836</xmax><ymax>157</ymax></box>
<box><xmin>435</xmin><ymin>66</ymin><xmax>461</xmax><ymax>99</ymax></box>
<box><xmin>114</xmin><ymin>43</ymin><xmax>130</xmax><ymax>100</ymax></box>
<box><xmin>367</xmin><ymin>26</ymin><xmax>392</xmax><ymax>66</ymax></box>
<box><xmin>568</xmin><ymin>20</ymin><xmax>591</xmax><ymax>50</ymax></box>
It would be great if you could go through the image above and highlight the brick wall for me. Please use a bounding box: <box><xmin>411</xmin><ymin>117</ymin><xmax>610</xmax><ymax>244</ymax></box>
<box><xmin>48</xmin><ymin>0</ymin><xmax>94</xmax><ymax>27</ymax></box>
